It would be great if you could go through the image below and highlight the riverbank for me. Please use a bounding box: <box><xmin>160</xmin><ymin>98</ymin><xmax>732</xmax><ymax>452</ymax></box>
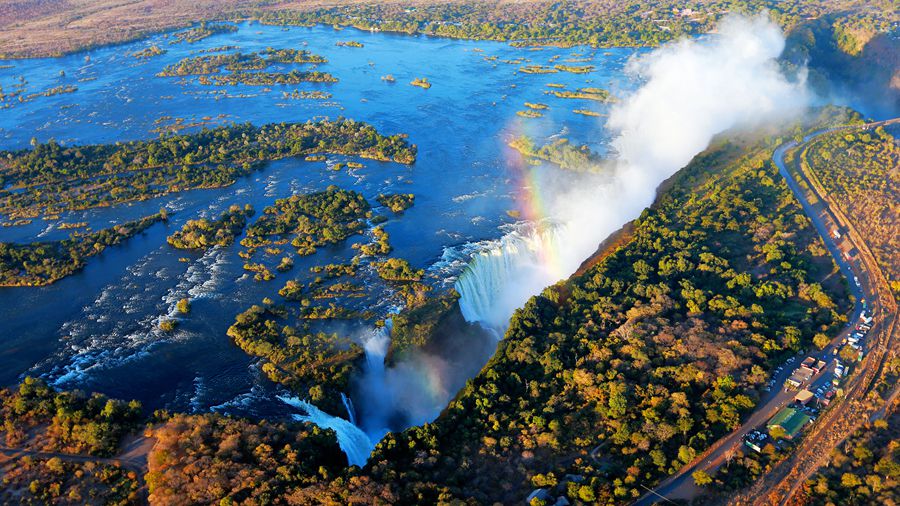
<box><xmin>2</xmin><ymin>0</ymin><xmax>870</xmax><ymax>60</ymax></box>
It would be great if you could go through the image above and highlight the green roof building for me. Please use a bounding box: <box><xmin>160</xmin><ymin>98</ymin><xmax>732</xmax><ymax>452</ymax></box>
<box><xmin>767</xmin><ymin>407</ymin><xmax>810</xmax><ymax>439</ymax></box>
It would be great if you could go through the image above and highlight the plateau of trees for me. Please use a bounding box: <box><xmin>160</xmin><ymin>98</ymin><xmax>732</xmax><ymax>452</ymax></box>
<box><xmin>364</xmin><ymin>121</ymin><xmax>852</xmax><ymax>504</ymax></box>
<box><xmin>241</xmin><ymin>187</ymin><xmax>371</xmax><ymax>257</ymax></box>
<box><xmin>131</xmin><ymin>45</ymin><xmax>166</xmax><ymax>59</ymax></box>
<box><xmin>386</xmin><ymin>290</ymin><xmax>460</xmax><ymax>364</ymax></box>
<box><xmin>170</xmin><ymin>22</ymin><xmax>237</xmax><ymax>44</ymax></box>
<box><xmin>157</xmin><ymin>46</ymin><xmax>336</xmax><ymax>86</ymax></box>
<box><xmin>226</xmin><ymin>302</ymin><xmax>363</xmax><ymax>413</ymax></box>
<box><xmin>375</xmin><ymin>257</ymin><xmax>423</xmax><ymax>282</ymax></box>
<box><xmin>509</xmin><ymin>135</ymin><xmax>604</xmax><ymax>172</ymax></box>
<box><xmin>376</xmin><ymin>193</ymin><xmax>415</xmax><ymax>213</ymax></box>
<box><xmin>549</xmin><ymin>87</ymin><xmax>612</xmax><ymax>102</ymax></box>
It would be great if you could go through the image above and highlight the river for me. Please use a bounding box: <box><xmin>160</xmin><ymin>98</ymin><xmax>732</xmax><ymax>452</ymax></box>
<box><xmin>0</xmin><ymin>22</ymin><xmax>641</xmax><ymax>431</ymax></box>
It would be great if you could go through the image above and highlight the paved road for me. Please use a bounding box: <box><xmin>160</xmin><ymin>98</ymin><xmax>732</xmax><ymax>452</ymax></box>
<box><xmin>746</xmin><ymin>120</ymin><xmax>899</xmax><ymax>506</ymax></box>
<box><xmin>633</xmin><ymin>127</ymin><xmax>873</xmax><ymax>506</ymax></box>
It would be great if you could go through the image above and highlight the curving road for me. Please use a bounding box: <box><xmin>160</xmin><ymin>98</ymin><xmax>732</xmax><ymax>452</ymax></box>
<box><xmin>741</xmin><ymin>119</ymin><xmax>899</xmax><ymax>506</ymax></box>
<box><xmin>633</xmin><ymin>120</ymin><xmax>896</xmax><ymax>506</ymax></box>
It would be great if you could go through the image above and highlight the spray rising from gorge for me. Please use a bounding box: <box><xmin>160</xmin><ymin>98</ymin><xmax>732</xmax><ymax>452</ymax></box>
<box><xmin>455</xmin><ymin>14</ymin><xmax>809</xmax><ymax>331</ymax></box>
<box><xmin>283</xmin><ymin>14</ymin><xmax>811</xmax><ymax>466</ymax></box>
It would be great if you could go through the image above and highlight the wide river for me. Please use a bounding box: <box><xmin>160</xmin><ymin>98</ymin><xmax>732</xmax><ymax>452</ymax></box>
<box><xmin>0</xmin><ymin>22</ymin><xmax>641</xmax><ymax>421</ymax></box>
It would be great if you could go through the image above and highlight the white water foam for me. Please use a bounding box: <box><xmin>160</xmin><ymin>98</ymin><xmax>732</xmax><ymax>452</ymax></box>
<box><xmin>452</xmin><ymin>221</ymin><xmax>566</xmax><ymax>330</ymax></box>
<box><xmin>39</xmin><ymin>245</ymin><xmax>230</xmax><ymax>387</ymax></box>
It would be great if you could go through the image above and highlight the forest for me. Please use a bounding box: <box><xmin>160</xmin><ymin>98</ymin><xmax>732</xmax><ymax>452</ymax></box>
<box><xmin>1</xmin><ymin>456</ymin><xmax>141</xmax><ymax>505</ymax></box>
<box><xmin>0</xmin><ymin>119</ymin><xmax>416</xmax><ymax>219</ymax></box>
<box><xmin>797</xmin><ymin>408</ymin><xmax>900</xmax><ymax>504</ymax></box>
<box><xmin>0</xmin><ymin>212</ymin><xmax>166</xmax><ymax>286</ymax></box>
<box><xmin>0</xmin><ymin>376</ymin><xmax>142</xmax><ymax>457</ymax></box>
<box><xmin>0</xmin><ymin>394</ymin><xmax>141</xmax><ymax>503</ymax></box>
<box><xmin>255</xmin><ymin>0</ymin><xmax>830</xmax><ymax>49</ymax></box>
<box><xmin>146</xmin><ymin>413</ymin><xmax>397</xmax><ymax>504</ymax></box>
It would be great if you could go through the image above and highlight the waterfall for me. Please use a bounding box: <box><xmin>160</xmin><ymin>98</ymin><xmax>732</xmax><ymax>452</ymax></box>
<box><xmin>356</xmin><ymin>325</ymin><xmax>393</xmax><ymax>442</ymax></box>
<box><xmin>455</xmin><ymin>222</ymin><xmax>568</xmax><ymax>330</ymax></box>
<box><xmin>278</xmin><ymin>395</ymin><xmax>374</xmax><ymax>468</ymax></box>
<box><xmin>278</xmin><ymin>326</ymin><xmax>394</xmax><ymax>468</ymax></box>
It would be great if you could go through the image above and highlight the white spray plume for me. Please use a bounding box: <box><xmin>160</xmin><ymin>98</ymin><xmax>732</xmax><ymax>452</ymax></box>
<box><xmin>320</xmin><ymin>15</ymin><xmax>812</xmax><ymax>465</ymax></box>
<box><xmin>608</xmin><ymin>14</ymin><xmax>807</xmax><ymax>188</ymax></box>
<box><xmin>456</xmin><ymin>14</ymin><xmax>808</xmax><ymax>330</ymax></box>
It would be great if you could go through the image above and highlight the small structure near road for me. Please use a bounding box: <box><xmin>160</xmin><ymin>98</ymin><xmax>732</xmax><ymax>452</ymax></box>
<box><xmin>786</xmin><ymin>367</ymin><xmax>814</xmax><ymax>388</ymax></box>
<box><xmin>767</xmin><ymin>407</ymin><xmax>811</xmax><ymax>439</ymax></box>
<box><xmin>800</xmin><ymin>357</ymin><xmax>827</xmax><ymax>373</ymax></box>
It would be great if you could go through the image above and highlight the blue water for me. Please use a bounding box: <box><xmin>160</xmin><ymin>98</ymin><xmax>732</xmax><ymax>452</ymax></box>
<box><xmin>0</xmin><ymin>21</ymin><xmax>641</xmax><ymax>417</ymax></box>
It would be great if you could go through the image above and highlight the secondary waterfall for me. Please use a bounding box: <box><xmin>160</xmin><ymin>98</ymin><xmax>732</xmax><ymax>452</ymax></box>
<box><xmin>455</xmin><ymin>222</ymin><xmax>569</xmax><ymax>330</ymax></box>
<box><xmin>278</xmin><ymin>326</ymin><xmax>393</xmax><ymax>468</ymax></box>
<box><xmin>356</xmin><ymin>325</ymin><xmax>393</xmax><ymax>441</ymax></box>
<box><xmin>278</xmin><ymin>395</ymin><xmax>374</xmax><ymax>468</ymax></box>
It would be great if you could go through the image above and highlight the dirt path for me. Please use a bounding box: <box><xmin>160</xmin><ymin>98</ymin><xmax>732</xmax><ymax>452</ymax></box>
<box><xmin>0</xmin><ymin>433</ymin><xmax>154</xmax><ymax>474</ymax></box>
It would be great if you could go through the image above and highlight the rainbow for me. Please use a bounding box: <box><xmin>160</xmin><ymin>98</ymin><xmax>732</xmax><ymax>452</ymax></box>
<box><xmin>502</xmin><ymin>119</ymin><xmax>567</xmax><ymax>280</ymax></box>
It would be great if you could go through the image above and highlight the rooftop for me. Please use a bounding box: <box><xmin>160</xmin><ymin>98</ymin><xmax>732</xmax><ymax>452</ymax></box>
<box><xmin>767</xmin><ymin>407</ymin><xmax>810</xmax><ymax>438</ymax></box>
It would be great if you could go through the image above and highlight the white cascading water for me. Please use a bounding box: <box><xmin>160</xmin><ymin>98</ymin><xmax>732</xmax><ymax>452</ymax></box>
<box><xmin>341</xmin><ymin>393</ymin><xmax>357</xmax><ymax>425</ymax></box>
<box><xmin>357</xmin><ymin>325</ymin><xmax>393</xmax><ymax>441</ymax></box>
<box><xmin>455</xmin><ymin>222</ymin><xmax>568</xmax><ymax>330</ymax></box>
<box><xmin>278</xmin><ymin>325</ymin><xmax>392</xmax><ymax>467</ymax></box>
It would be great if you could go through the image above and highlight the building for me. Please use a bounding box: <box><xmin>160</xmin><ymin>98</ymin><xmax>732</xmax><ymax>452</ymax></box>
<box><xmin>794</xmin><ymin>389</ymin><xmax>814</xmax><ymax>405</ymax></box>
<box><xmin>786</xmin><ymin>367</ymin><xmax>814</xmax><ymax>388</ymax></box>
<box><xmin>767</xmin><ymin>407</ymin><xmax>811</xmax><ymax>439</ymax></box>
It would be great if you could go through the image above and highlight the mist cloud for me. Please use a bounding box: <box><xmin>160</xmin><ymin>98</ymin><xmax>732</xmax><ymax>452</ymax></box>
<box><xmin>457</xmin><ymin>14</ymin><xmax>809</xmax><ymax>330</ymax></box>
<box><xmin>608</xmin><ymin>14</ymin><xmax>807</xmax><ymax>190</ymax></box>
